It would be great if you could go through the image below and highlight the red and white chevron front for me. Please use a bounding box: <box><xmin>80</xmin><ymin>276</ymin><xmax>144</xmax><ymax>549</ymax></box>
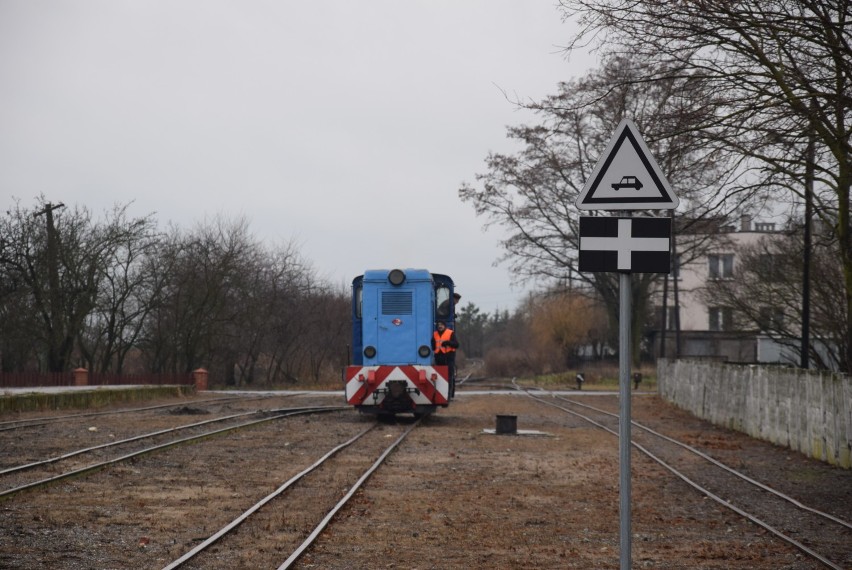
<box><xmin>345</xmin><ymin>365</ymin><xmax>449</xmax><ymax>408</ymax></box>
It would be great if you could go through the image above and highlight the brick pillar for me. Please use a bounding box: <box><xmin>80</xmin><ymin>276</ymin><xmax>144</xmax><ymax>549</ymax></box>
<box><xmin>73</xmin><ymin>367</ymin><xmax>88</xmax><ymax>386</ymax></box>
<box><xmin>192</xmin><ymin>368</ymin><xmax>209</xmax><ymax>391</ymax></box>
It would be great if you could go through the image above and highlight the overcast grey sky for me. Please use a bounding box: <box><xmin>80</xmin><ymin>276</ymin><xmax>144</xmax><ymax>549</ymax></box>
<box><xmin>0</xmin><ymin>1</ymin><xmax>595</xmax><ymax>312</ymax></box>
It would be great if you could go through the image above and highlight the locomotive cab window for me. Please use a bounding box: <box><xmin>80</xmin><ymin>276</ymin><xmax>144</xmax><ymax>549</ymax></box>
<box><xmin>436</xmin><ymin>287</ymin><xmax>451</xmax><ymax>317</ymax></box>
<box><xmin>355</xmin><ymin>285</ymin><xmax>362</xmax><ymax>319</ymax></box>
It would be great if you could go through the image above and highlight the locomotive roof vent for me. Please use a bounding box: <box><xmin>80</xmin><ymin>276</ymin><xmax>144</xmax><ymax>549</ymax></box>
<box><xmin>388</xmin><ymin>269</ymin><xmax>406</xmax><ymax>286</ymax></box>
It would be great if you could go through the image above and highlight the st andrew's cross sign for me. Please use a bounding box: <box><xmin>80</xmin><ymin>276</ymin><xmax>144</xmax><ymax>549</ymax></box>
<box><xmin>576</xmin><ymin>119</ymin><xmax>675</xmax><ymax>274</ymax></box>
<box><xmin>579</xmin><ymin>216</ymin><xmax>671</xmax><ymax>273</ymax></box>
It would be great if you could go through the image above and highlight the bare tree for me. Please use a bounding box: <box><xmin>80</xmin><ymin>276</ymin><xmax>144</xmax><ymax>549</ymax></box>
<box><xmin>227</xmin><ymin>239</ymin><xmax>338</xmax><ymax>386</ymax></box>
<box><xmin>527</xmin><ymin>289</ymin><xmax>610</xmax><ymax>368</ymax></box>
<box><xmin>459</xmin><ymin>55</ymin><xmax>729</xmax><ymax>362</ymax></box>
<box><xmin>704</xmin><ymin>221</ymin><xmax>847</xmax><ymax>369</ymax></box>
<box><xmin>299</xmin><ymin>285</ymin><xmax>351</xmax><ymax>384</ymax></box>
<box><xmin>138</xmin><ymin>216</ymin><xmax>265</xmax><ymax>375</ymax></box>
<box><xmin>77</xmin><ymin>206</ymin><xmax>159</xmax><ymax>373</ymax></box>
<box><xmin>0</xmin><ymin>264</ymin><xmax>41</xmax><ymax>371</ymax></box>
<box><xmin>0</xmin><ymin>199</ymin><xmax>351</xmax><ymax>383</ymax></box>
<box><xmin>0</xmin><ymin>198</ymin><xmax>157</xmax><ymax>372</ymax></box>
<box><xmin>558</xmin><ymin>0</ymin><xmax>852</xmax><ymax>369</ymax></box>
<box><xmin>256</xmin><ymin>245</ymin><xmax>323</xmax><ymax>385</ymax></box>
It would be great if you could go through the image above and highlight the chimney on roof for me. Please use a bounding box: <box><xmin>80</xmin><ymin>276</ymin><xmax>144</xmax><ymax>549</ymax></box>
<box><xmin>741</xmin><ymin>214</ymin><xmax>752</xmax><ymax>232</ymax></box>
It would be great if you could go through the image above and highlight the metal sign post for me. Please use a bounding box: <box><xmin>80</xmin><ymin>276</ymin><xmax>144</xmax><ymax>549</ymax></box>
<box><xmin>618</xmin><ymin>271</ymin><xmax>632</xmax><ymax>569</ymax></box>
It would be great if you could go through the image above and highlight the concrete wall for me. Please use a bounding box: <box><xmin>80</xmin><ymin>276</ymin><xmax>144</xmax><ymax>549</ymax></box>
<box><xmin>657</xmin><ymin>359</ymin><xmax>851</xmax><ymax>469</ymax></box>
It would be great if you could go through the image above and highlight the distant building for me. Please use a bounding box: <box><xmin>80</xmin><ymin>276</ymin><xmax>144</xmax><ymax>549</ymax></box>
<box><xmin>650</xmin><ymin>214</ymin><xmax>798</xmax><ymax>364</ymax></box>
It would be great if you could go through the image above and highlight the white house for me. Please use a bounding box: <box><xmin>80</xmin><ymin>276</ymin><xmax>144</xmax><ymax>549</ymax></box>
<box><xmin>651</xmin><ymin>215</ymin><xmax>798</xmax><ymax>364</ymax></box>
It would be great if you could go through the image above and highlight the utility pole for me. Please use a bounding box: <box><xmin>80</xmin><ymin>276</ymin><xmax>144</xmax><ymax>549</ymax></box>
<box><xmin>33</xmin><ymin>202</ymin><xmax>65</xmax><ymax>370</ymax></box>
<box><xmin>660</xmin><ymin>270</ymin><xmax>669</xmax><ymax>358</ymax></box>
<box><xmin>801</xmin><ymin>105</ymin><xmax>815</xmax><ymax>369</ymax></box>
<box><xmin>671</xmin><ymin>221</ymin><xmax>682</xmax><ymax>358</ymax></box>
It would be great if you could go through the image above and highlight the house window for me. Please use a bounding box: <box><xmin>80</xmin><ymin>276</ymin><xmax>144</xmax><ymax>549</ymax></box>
<box><xmin>656</xmin><ymin>306</ymin><xmax>680</xmax><ymax>330</ymax></box>
<box><xmin>758</xmin><ymin>307</ymin><xmax>784</xmax><ymax>331</ymax></box>
<box><xmin>708</xmin><ymin>254</ymin><xmax>734</xmax><ymax>279</ymax></box>
<box><xmin>756</xmin><ymin>253</ymin><xmax>783</xmax><ymax>282</ymax></box>
<box><xmin>666</xmin><ymin>308</ymin><xmax>679</xmax><ymax>330</ymax></box>
<box><xmin>708</xmin><ymin>307</ymin><xmax>733</xmax><ymax>331</ymax></box>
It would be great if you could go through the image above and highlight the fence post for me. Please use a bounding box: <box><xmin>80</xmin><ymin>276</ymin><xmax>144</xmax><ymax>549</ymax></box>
<box><xmin>192</xmin><ymin>368</ymin><xmax>209</xmax><ymax>391</ymax></box>
<box><xmin>73</xmin><ymin>368</ymin><xmax>88</xmax><ymax>386</ymax></box>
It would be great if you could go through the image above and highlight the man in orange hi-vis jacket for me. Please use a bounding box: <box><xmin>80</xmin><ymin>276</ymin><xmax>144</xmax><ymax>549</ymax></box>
<box><xmin>432</xmin><ymin>320</ymin><xmax>460</xmax><ymax>398</ymax></box>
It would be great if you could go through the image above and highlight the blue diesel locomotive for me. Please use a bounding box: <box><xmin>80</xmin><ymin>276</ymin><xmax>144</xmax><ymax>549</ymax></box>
<box><xmin>345</xmin><ymin>268</ymin><xmax>457</xmax><ymax>415</ymax></box>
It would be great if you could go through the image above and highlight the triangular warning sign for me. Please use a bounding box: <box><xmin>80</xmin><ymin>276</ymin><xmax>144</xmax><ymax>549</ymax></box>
<box><xmin>576</xmin><ymin>119</ymin><xmax>679</xmax><ymax>210</ymax></box>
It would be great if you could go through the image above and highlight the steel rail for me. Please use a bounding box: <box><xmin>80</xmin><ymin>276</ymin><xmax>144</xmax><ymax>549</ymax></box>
<box><xmin>0</xmin><ymin>393</ymin><xmax>281</xmax><ymax>431</ymax></box>
<box><xmin>455</xmin><ymin>371</ymin><xmax>473</xmax><ymax>385</ymax></box>
<box><xmin>0</xmin><ymin>405</ymin><xmax>340</xmax><ymax>477</ymax></box>
<box><xmin>162</xmin><ymin>423</ymin><xmax>377</xmax><ymax>570</ymax></box>
<box><xmin>0</xmin><ymin>407</ymin><xmax>346</xmax><ymax>500</ymax></box>
<box><xmin>523</xmin><ymin>389</ymin><xmax>845</xmax><ymax>570</ymax></box>
<box><xmin>553</xmin><ymin>394</ymin><xmax>852</xmax><ymax>531</ymax></box>
<box><xmin>277</xmin><ymin>418</ymin><xmax>421</xmax><ymax>570</ymax></box>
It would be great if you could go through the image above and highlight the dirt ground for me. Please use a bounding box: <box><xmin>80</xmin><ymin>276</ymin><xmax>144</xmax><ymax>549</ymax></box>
<box><xmin>302</xmin><ymin>393</ymin><xmax>850</xmax><ymax>569</ymax></box>
<box><xmin>0</xmin><ymin>389</ymin><xmax>849</xmax><ymax>569</ymax></box>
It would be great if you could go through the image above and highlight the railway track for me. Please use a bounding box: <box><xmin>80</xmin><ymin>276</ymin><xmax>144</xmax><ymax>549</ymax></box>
<box><xmin>162</xmin><ymin>418</ymin><xmax>420</xmax><ymax>569</ymax></box>
<box><xmin>520</xmin><ymin>385</ymin><xmax>852</xmax><ymax>570</ymax></box>
<box><xmin>0</xmin><ymin>405</ymin><xmax>346</xmax><ymax>500</ymax></box>
<box><xmin>0</xmin><ymin>393</ymin><xmax>286</xmax><ymax>432</ymax></box>
<box><xmin>0</xmin><ymin>393</ymin><xmax>324</xmax><ymax>474</ymax></box>
<box><xmin>0</xmin><ymin>393</ymin><xmax>419</xmax><ymax>569</ymax></box>
<box><xmin>1</xmin><ymin>384</ymin><xmax>846</xmax><ymax>568</ymax></box>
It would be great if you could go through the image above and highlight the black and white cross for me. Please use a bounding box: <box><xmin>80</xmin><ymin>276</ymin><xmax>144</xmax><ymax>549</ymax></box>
<box><xmin>578</xmin><ymin>216</ymin><xmax>671</xmax><ymax>273</ymax></box>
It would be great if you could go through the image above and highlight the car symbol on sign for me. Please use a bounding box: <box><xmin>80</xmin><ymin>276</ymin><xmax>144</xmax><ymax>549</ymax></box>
<box><xmin>611</xmin><ymin>176</ymin><xmax>643</xmax><ymax>191</ymax></box>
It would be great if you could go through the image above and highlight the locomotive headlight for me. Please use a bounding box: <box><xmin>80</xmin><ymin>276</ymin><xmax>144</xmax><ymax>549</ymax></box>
<box><xmin>418</xmin><ymin>345</ymin><xmax>431</xmax><ymax>358</ymax></box>
<box><xmin>388</xmin><ymin>269</ymin><xmax>406</xmax><ymax>286</ymax></box>
<box><xmin>364</xmin><ymin>345</ymin><xmax>377</xmax><ymax>358</ymax></box>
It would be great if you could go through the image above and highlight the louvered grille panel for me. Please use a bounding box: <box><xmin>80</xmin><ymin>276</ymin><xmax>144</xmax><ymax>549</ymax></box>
<box><xmin>382</xmin><ymin>291</ymin><xmax>413</xmax><ymax>315</ymax></box>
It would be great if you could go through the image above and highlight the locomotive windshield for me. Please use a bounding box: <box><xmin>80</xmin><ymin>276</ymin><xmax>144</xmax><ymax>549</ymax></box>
<box><xmin>355</xmin><ymin>285</ymin><xmax>362</xmax><ymax>319</ymax></box>
<box><xmin>436</xmin><ymin>286</ymin><xmax>451</xmax><ymax>317</ymax></box>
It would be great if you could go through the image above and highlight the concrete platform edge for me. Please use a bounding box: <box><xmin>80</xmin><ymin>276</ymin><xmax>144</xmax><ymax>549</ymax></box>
<box><xmin>0</xmin><ymin>385</ymin><xmax>197</xmax><ymax>414</ymax></box>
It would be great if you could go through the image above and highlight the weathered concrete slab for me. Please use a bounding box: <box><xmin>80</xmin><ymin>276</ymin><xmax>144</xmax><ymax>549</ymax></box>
<box><xmin>658</xmin><ymin>359</ymin><xmax>851</xmax><ymax>469</ymax></box>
